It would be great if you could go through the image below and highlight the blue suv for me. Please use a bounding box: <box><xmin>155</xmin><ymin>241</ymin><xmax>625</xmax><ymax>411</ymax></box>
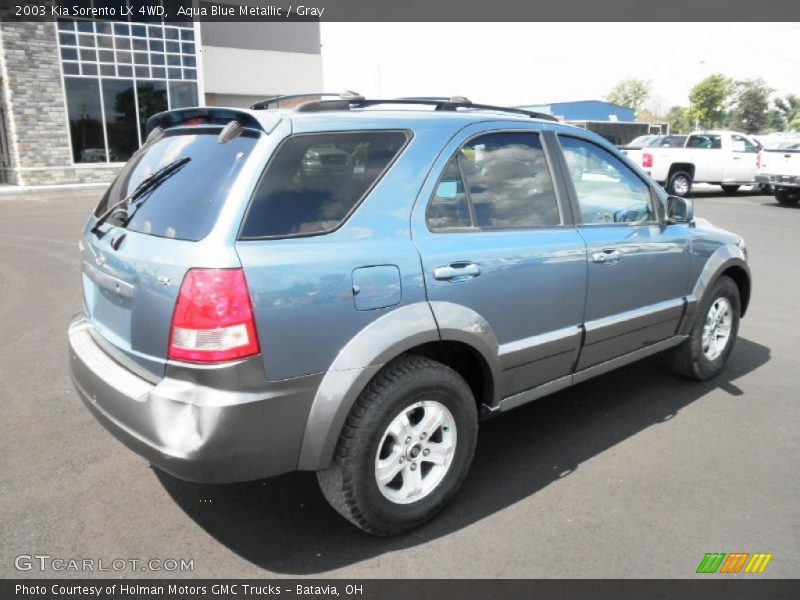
<box><xmin>69</xmin><ymin>94</ymin><xmax>750</xmax><ymax>535</ymax></box>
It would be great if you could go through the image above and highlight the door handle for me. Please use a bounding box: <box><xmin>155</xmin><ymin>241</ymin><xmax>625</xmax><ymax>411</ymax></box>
<box><xmin>733</xmin><ymin>156</ymin><xmax>742</xmax><ymax>160</ymax></box>
<box><xmin>592</xmin><ymin>249</ymin><xmax>623</xmax><ymax>264</ymax></box>
<box><xmin>434</xmin><ymin>262</ymin><xmax>481</xmax><ymax>281</ymax></box>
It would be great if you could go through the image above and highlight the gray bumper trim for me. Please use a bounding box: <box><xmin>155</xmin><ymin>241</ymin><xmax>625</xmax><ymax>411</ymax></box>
<box><xmin>69</xmin><ymin>316</ymin><xmax>321</xmax><ymax>483</ymax></box>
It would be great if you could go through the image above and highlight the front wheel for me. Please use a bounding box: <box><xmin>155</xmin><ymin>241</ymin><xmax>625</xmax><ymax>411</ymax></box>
<box><xmin>721</xmin><ymin>185</ymin><xmax>740</xmax><ymax>195</ymax></box>
<box><xmin>667</xmin><ymin>170</ymin><xmax>692</xmax><ymax>197</ymax></box>
<box><xmin>775</xmin><ymin>188</ymin><xmax>800</xmax><ymax>206</ymax></box>
<box><xmin>317</xmin><ymin>355</ymin><xmax>478</xmax><ymax>536</ymax></box>
<box><xmin>667</xmin><ymin>275</ymin><xmax>740</xmax><ymax>381</ymax></box>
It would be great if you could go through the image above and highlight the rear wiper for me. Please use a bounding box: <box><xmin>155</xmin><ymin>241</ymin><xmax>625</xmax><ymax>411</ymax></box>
<box><xmin>92</xmin><ymin>157</ymin><xmax>191</xmax><ymax>236</ymax></box>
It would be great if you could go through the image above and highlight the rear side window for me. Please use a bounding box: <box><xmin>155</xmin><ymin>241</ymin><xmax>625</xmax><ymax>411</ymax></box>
<box><xmin>687</xmin><ymin>134</ymin><xmax>722</xmax><ymax>149</ymax></box>
<box><xmin>95</xmin><ymin>128</ymin><xmax>258</xmax><ymax>241</ymax></box>
<box><xmin>427</xmin><ymin>132</ymin><xmax>560</xmax><ymax>232</ymax></box>
<box><xmin>240</xmin><ymin>131</ymin><xmax>409</xmax><ymax>238</ymax></box>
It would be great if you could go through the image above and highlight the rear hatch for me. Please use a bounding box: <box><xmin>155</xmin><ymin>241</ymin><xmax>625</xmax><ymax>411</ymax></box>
<box><xmin>80</xmin><ymin>117</ymin><xmax>263</xmax><ymax>380</ymax></box>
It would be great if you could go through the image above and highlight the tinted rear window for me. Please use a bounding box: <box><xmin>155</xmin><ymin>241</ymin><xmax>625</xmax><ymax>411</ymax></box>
<box><xmin>95</xmin><ymin>128</ymin><xmax>258</xmax><ymax>241</ymax></box>
<box><xmin>240</xmin><ymin>131</ymin><xmax>409</xmax><ymax>238</ymax></box>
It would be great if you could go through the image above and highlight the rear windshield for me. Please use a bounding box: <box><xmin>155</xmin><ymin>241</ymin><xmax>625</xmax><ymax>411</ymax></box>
<box><xmin>240</xmin><ymin>130</ymin><xmax>409</xmax><ymax>239</ymax></box>
<box><xmin>94</xmin><ymin>128</ymin><xmax>258</xmax><ymax>241</ymax></box>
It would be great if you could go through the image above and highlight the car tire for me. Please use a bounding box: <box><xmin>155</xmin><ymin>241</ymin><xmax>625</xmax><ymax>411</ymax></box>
<box><xmin>667</xmin><ymin>275</ymin><xmax>740</xmax><ymax>381</ymax></box>
<box><xmin>721</xmin><ymin>185</ymin><xmax>740</xmax><ymax>195</ymax></box>
<box><xmin>667</xmin><ymin>170</ymin><xmax>692</xmax><ymax>197</ymax></box>
<box><xmin>775</xmin><ymin>189</ymin><xmax>800</xmax><ymax>206</ymax></box>
<box><xmin>317</xmin><ymin>355</ymin><xmax>478</xmax><ymax>536</ymax></box>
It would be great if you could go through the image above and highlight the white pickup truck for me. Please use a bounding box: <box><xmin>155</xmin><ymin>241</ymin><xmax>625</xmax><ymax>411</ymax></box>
<box><xmin>621</xmin><ymin>130</ymin><xmax>759</xmax><ymax>197</ymax></box>
<box><xmin>756</xmin><ymin>138</ymin><xmax>800</xmax><ymax>206</ymax></box>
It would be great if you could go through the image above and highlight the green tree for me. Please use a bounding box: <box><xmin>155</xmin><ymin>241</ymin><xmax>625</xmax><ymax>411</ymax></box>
<box><xmin>790</xmin><ymin>112</ymin><xmax>800</xmax><ymax>132</ymax></box>
<box><xmin>606</xmin><ymin>78</ymin><xmax>652</xmax><ymax>115</ymax></box>
<box><xmin>666</xmin><ymin>106</ymin><xmax>691</xmax><ymax>134</ymax></box>
<box><xmin>730</xmin><ymin>79</ymin><xmax>773</xmax><ymax>134</ymax></box>
<box><xmin>774</xmin><ymin>94</ymin><xmax>800</xmax><ymax>130</ymax></box>
<box><xmin>689</xmin><ymin>74</ymin><xmax>733</xmax><ymax>129</ymax></box>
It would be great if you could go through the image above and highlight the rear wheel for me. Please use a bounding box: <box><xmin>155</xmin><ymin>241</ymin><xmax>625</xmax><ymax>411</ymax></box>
<box><xmin>317</xmin><ymin>355</ymin><xmax>478</xmax><ymax>535</ymax></box>
<box><xmin>667</xmin><ymin>170</ymin><xmax>692</xmax><ymax>197</ymax></box>
<box><xmin>667</xmin><ymin>276</ymin><xmax>740</xmax><ymax>381</ymax></box>
<box><xmin>721</xmin><ymin>185</ymin><xmax>740</xmax><ymax>195</ymax></box>
<box><xmin>775</xmin><ymin>188</ymin><xmax>800</xmax><ymax>206</ymax></box>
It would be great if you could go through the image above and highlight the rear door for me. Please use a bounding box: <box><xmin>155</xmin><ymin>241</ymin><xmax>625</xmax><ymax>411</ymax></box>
<box><xmin>555</xmin><ymin>133</ymin><xmax>691</xmax><ymax>370</ymax></box>
<box><xmin>686</xmin><ymin>133</ymin><xmax>725</xmax><ymax>181</ymax></box>
<box><xmin>81</xmin><ymin>126</ymin><xmax>260</xmax><ymax>379</ymax></box>
<box><xmin>412</xmin><ymin>125</ymin><xmax>587</xmax><ymax>399</ymax></box>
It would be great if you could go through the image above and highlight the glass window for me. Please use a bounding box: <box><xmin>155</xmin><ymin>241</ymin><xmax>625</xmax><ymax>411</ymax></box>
<box><xmin>80</xmin><ymin>48</ymin><xmax>97</xmax><ymax>62</ymax></box>
<box><xmin>135</xmin><ymin>66</ymin><xmax>150</xmax><ymax>79</ymax></box>
<box><xmin>98</xmin><ymin>50</ymin><xmax>114</xmax><ymax>62</ymax></box>
<box><xmin>168</xmin><ymin>81</ymin><xmax>198</xmax><ymax>108</ymax></box>
<box><xmin>166</xmin><ymin>54</ymin><xmax>181</xmax><ymax>66</ymax></box>
<box><xmin>150</xmin><ymin>40</ymin><xmax>164</xmax><ymax>52</ymax></box>
<box><xmin>559</xmin><ymin>136</ymin><xmax>655</xmax><ymax>225</ymax></box>
<box><xmin>686</xmin><ymin>134</ymin><xmax>722</xmax><ymax>149</ymax></box>
<box><xmin>59</xmin><ymin>32</ymin><xmax>77</xmax><ymax>46</ymax></box>
<box><xmin>152</xmin><ymin>67</ymin><xmax>166</xmax><ymax>79</ymax></box>
<box><xmin>78</xmin><ymin>34</ymin><xmax>95</xmax><ymax>47</ymax></box>
<box><xmin>151</xmin><ymin>53</ymin><xmax>165</xmax><ymax>65</ymax></box>
<box><xmin>61</xmin><ymin>47</ymin><xmax>78</xmax><ymax>61</ymax></box>
<box><xmin>241</xmin><ymin>131</ymin><xmax>410</xmax><ymax>238</ymax></box>
<box><xmin>57</xmin><ymin>19</ymin><xmax>75</xmax><ymax>31</ymax></box>
<box><xmin>118</xmin><ymin>65</ymin><xmax>133</xmax><ymax>78</ymax></box>
<box><xmin>131</xmin><ymin>25</ymin><xmax>147</xmax><ymax>38</ymax></box>
<box><xmin>132</xmin><ymin>38</ymin><xmax>148</xmax><ymax>51</ymax></box>
<box><xmin>182</xmin><ymin>55</ymin><xmax>196</xmax><ymax>68</ymax></box>
<box><xmin>64</xmin><ymin>77</ymin><xmax>106</xmax><ymax>163</ymax></box>
<box><xmin>101</xmin><ymin>79</ymin><xmax>139</xmax><ymax>162</ymax></box>
<box><xmin>165</xmin><ymin>28</ymin><xmax>179</xmax><ymax>40</ymax></box>
<box><xmin>114</xmin><ymin>23</ymin><xmax>130</xmax><ymax>36</ymax></box>
<box><xmin>62</xmin><ymin>62</ymin><xmax>80</xmax><ymax>75</ymax></box>
<box><xmin>149</xmin><ymin>25</ymin><xmax>164</xmax><ymax>39</ymax></box>
<box><xmin>168</xmin><ymin>67</ymin><xmax>181</xmax><ymax>80</ymax></box>
<box><xmin>116</xmin><ymin>50</ymin><xmax>132</xmax><ymax>64</ymax></box>
<box><xmin>95</xmin><ymin>130</ymin><xmax>259</xmax><ymax>241</ymax></box>
<box><xmin>426</xmin><ymin>132</ymin><xmax>560</xmax><ymax>231</ymax></box>
<box><xmin>136</xmin><ymin>80</ymin><xmax>168</xmax><ymax>141</ymax></box>
<box><xmin>731</xmin><ymin>135</ymin><xmax>756</xmax><ymax>153</ymax></box>
<box><xmin>97</xmin><ymin>36</ymin><xmax>114</xmax><ymax>49</ymax></box>
<box><xmin>82</xmin><ymin>63</ymin><xmax>98</xmax><ymax>76</ymax></box>
<box><xmin>180</xmin><ymin>28</ymin><xmax>195</xmax><ymax>41</ymax></box>
<box><xmin>77</xmin><ymin>21</ymin><xmax>94</xmax><ymax>33</ymax></box>
<box><xmin>183</xmin><ymin>68</ymin><xmax>196</xmax><ymax>80</ymax></box>
<box><xmin>427</xmin><ymin>156</ymin><xmax>472</xmax><ymax>231</ymax></box>
<box><xmin>95</xmin><ymin>22</ymin><xmax>112</xmax><ymax>35</ymax></box>
<box><xmin>100</xmin><ymin>64</ymin><xmax>115</xmax><ymax>77</ymax></box>
<box><xmin>134</xmin><ymin>52</ymin><xmax>148</xmax><ymax>65</ymax></box>
<box><xmin>166</xmin><ymin>41</ymin><xmax>180</xmax><ymax>53</ymax></box>
<box><xmin>115</xmin><ymin>36</ymin><xmax>131</xmax><ymax>50</ymax></box>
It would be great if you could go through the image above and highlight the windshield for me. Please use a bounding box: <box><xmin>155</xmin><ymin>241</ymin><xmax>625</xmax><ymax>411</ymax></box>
<box><xmin>94</xmin><ymin>128</ymin><xmax>258</xmax><ymax>241</ymax></box>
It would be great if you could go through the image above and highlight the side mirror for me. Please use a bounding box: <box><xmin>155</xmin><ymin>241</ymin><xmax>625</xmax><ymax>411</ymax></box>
<box><xmin>666</xmin><ymin>195</ymin><xmax>693</xmax><ymax>224</ymax></box>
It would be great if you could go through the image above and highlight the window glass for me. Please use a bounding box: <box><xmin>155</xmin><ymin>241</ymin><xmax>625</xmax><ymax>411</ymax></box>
<box><xmin>427</xmin><ymin>157</ymin><xmax>472</xmax><ymax>230</ymax></box>
<box><xmin>64</xmin><ymin>77</ymin><xmax>106</xmax><ymax>163</ymax></box>
<box><xmin>732</xmin><ymin>135</ymin><xmax>756</xmax><ymax>153</ymax></box>
<box><xmin>687</xmin><ymin>134</ymin><xmax>722</xmax><ymax>149</ymax></box>
<box><xmin>101</xmin><ymin>79</ymin><xmax>138</xmax><ymax>162</ymax></box>
<box><xmin>95</xmin><ymin>130</ymin><xmax>258</xmax><ymax>241</ymax></box>
<box><xmin>168</xmin><ymin>81</ymin><xmax>198</xmax><ymax>108</ymax></box>
<box><xmin>426</xmin><ymin>132</ymin><xmax>560</xmax><ymax>231</ymax></box>
<box><xmin>559</xmin><ymin>136</ymin><xmax>655</xmax><ymax>225</ymax></box>
<box><xmin>136</xmin><ymin>80</ymin><xmax>168</xmax><ymax>142</ymax></box>
<box><xmin>241</xmin><ymin>131</ymin><xmax>409</xmax><ymax>238</ymax></box>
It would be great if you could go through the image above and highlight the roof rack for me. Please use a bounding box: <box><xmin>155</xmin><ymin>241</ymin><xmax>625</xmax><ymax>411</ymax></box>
<box><xmin>251</xmin><ymin>93</ymin><xmax>558</xmax><ymax>122</ymax></box>
<box><xmin>250</xmin><ymin>91</ymin><xmax>364</xmax><ymax>110</ymax></box>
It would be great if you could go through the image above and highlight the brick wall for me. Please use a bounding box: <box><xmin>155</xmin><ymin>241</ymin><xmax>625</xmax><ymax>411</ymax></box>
<box><xmin>0</xmin><ymin>21</ymin><xmax>119</xmax><ymax>186</ymax></box>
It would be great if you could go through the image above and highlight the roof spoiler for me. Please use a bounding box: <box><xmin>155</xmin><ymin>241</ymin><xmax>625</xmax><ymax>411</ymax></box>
<box><xmin>146</xmin><ymin>107</ymin><xmax>272</xmax><ymax>134</ymax></box>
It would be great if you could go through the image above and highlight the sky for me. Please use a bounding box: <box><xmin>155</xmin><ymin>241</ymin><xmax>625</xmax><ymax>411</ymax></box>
<box><xmin>321</xmin><ymin>23</ymin><xmax>800</xmax><ymax>111</ymax></box>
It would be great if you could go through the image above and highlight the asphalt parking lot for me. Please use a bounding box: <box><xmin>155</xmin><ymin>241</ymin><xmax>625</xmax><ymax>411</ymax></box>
<box><xmin>1</xmin><ymin>185</ymin><xmax>797</xmax><ymax>579</ymax></box>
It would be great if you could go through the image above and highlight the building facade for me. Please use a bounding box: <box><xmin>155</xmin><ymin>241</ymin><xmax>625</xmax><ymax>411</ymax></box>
<box><xmin>0</xmin><ymin>16</ymin><xmax>321</xmax><ymax>186</ymax></box>
<box><xmin>518</xmin><ymin>100</ymin><xmax>636</xmax><ymax>123</ymax></box>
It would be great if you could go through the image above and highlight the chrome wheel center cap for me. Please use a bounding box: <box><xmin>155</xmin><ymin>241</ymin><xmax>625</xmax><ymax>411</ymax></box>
<box><xmin>407</xmin><ymin>444</ymin><xmax>422</xmax><ymax>459</ymax></box>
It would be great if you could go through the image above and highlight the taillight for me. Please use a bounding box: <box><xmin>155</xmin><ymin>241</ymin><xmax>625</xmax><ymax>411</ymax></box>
<box><xmin>642</xmin><ymin>153</ymin><xmax>653</xmax><ymax>168</ymax></box>
<box><xmin>168</xmin><ymin>268</ymin><xmax>260</xmax><ymax>363</ymax></box>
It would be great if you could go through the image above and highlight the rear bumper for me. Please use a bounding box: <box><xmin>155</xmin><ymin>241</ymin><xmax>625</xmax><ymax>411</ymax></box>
<box><xmin>756</xmin><ymin>174</ymin><xmax>800</xmax><ymax>189</ymax></box>
<box><xmin>68</xmin><ymin>315</ymin><xmax>321</xmax><ymax>483</ymax></box>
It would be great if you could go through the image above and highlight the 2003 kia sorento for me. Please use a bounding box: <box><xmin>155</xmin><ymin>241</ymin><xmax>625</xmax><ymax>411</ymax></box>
<box><xmin>69</xmin><ymin>94</ymin><xmax>751</xmax><ymax>535</ymax></box>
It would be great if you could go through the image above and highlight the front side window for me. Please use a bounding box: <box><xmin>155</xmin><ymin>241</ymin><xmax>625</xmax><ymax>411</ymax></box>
<box><xmin>427</xmin><ymin>132</ymin><xmax>560</xmax><ymax>232</ymax></box>
<box><xmin>559</xmin><ymin>136</ymin><xmax>655</xmax><ymax>225</ymax></box>
<box><xmin>687</xmin><ymin>134</ymin><xmax>722</xmax><ymax>149</ymax></box>
<box><xmin>240</xmin><ymin>131</ymin><xmax>409</xmax><ymax>239</ymax></box>
<box><xmin>731</xmin><ymin>134</ymin><xmax>756</xmax><ymax>153</ymax></box>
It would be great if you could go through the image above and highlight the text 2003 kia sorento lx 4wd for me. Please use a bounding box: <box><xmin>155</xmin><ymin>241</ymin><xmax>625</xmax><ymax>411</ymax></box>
<box><xmin>69</xmin><ymin>95</ymin><xmax>750</xmax><ymax>535</ymax></box>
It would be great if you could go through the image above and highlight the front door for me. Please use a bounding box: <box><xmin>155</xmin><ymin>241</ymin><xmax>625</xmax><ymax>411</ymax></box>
<box><xmin>556</xmin><ymin>134</ymin><xmax>692</xmax><ymax>370</ymax></box>
<box><xmin>727</xmin><ymin>134</ymin><xmax>759</xmax><ymax>183</ymax></box>
<box><xmin>412</xmin><ymin>126</ymin><xmax>587</xmax><ymax>399</ymax></box>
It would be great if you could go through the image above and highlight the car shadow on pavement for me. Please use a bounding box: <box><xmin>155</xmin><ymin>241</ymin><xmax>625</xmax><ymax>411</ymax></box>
<box><xmin>156</xmin><ymin>337</ymin><xmax>770</xmax><ymax>575</ymax></box>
